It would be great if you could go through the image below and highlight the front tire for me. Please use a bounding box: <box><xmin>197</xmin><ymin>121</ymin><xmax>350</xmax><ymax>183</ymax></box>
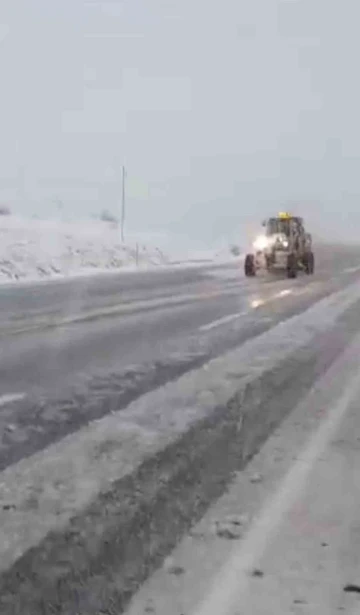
<box><xmin>244</xmin><ymin>254</ymin><xmax>256</xmax><ymax>277</ymax></box>
<box><xmin>287</xmin><ymin>253</ymin><xmax>297</xmax><ymax>279</ymax></box>
<box><xmin>305</xmin><ymin>251</ymin><xmax>315</xmax><ymax>275</ymax></box>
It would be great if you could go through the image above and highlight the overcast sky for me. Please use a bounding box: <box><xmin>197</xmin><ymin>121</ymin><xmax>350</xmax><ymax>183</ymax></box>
<box><xmin>0</xmin><ymin>0</ymin><xmax>359</xmax><ymax>244</ymax></box>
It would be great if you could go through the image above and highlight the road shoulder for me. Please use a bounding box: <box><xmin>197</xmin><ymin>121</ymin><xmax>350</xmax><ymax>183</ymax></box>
<box><xmin>126</xmin><ymin>324</ymin><xmax>360</xmax><ymax>615</ymax></box>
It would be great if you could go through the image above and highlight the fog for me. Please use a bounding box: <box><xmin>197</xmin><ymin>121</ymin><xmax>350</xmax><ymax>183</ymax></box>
<box><xmin>1</xmin><ymin>0</ymin><xmax>360</xmax><ymax>246</ymax></box>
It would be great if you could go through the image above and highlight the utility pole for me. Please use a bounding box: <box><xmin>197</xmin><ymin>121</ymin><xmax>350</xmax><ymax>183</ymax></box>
<box><xmin>121</xmin><ymin>164</ymin><xmax>126</xmax><ymax>243</ymax></box>
<box><xmin>54</xmin><ymin>197</ymin><xmax>63</xmax><ymax>214</ymax></box>
<box><xmin>17</xmin><ymin>164</ymin><xmax>25</xmax><ymax>209</ymax></box>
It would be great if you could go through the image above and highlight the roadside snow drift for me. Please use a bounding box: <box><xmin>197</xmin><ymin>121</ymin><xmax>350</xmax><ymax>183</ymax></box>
<box><xmin>0</xmin><ymin>216</ymin><xmax>169</xmax><ymax>282</ymax></box>
<box><xmin>0</xmin><ymin>216</ymin><xmax>239</xmax><ymax>283</ymax></box>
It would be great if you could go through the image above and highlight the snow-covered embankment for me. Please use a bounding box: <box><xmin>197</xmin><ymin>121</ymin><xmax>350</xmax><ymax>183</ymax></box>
<box><xmin>0</xmin><ymin>216</ymin><xmax>170</xmax><ymax>283</ymax></box>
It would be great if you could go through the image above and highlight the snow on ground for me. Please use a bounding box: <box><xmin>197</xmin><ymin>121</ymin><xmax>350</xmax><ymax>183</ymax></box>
<box><xmin>1</xmin><ymin>279</ymin><xmax>360</xmax><ymax>575</ymax></box>
<box><xmin>126</xmin><ymin>330</ymin><xmax>360</xmax><ymax>615</ymax></box>
<box><xmin>0</xmin><ymin>215</ymin><xmax>239</xmax><ymax>283</ymax></box>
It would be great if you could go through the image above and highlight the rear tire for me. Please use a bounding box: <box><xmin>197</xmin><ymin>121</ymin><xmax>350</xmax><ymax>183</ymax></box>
<box><xmin>287</xmin><ymin>253</ymin><xmax>297</xmax><ymax>279</ymax></box>
<box><xmin>305</xmin><ymin>251</ymin><xmax>315</xmax><ymax>275</ymax></box>
<box><xmin>244</xmin><ymin>254</ymin><xmax>256</xmax><ymax>277</ymax></box>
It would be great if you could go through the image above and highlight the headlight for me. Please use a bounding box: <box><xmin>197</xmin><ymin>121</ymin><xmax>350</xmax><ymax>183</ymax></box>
<box><xmin>276</xmin><ymin>234</ymin><xmax>289</xmax><ymax>248</ymax></box>
<box><xmin>253</xmin><ymin>235</ymin><xmax>268</xmax><ymax>251</ymax></box>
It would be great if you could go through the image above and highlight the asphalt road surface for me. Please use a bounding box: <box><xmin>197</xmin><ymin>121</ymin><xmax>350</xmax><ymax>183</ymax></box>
<box><xmin>2</xmin><ymin>243</ymin><xmax>360</xmax><ymax>614</ymax></box>
<box><xmin>1</xmin><ymin>244</ymin><xmax>360</xmax><ymax>401</ymax></box>
<box><xmin>126</xmin><ymin>312</ymin><xmax>360</xmax><ymax>615</ymax></box>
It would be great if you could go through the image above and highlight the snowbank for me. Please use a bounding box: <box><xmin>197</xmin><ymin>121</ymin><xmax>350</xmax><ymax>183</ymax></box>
<box><xmin>0</xmin><ymin>216</ymin><xmax>240</xmax><ymax>283</ymax></box>
<box><xmin>0</xmin><ymin>216</ymin><xmax>170</xmax><ymax>283</ymax></box>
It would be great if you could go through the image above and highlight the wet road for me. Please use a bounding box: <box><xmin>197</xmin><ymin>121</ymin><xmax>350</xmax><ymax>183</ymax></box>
<box><xmin>1</xmin><ymin>244</ymin><xmax>360</xmax><ymax>397</ymax></box>
<box><xmin>1</xmin><ymin>244</ymin><xmax>360</xmax><ymax>614</ymax></box>
<box><xmin>126</xmin><ymin>303</ymin><xmax>360</xmax><ymax>615</ymax></box>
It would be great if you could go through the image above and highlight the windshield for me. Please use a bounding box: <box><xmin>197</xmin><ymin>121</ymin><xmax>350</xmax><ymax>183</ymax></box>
<box><xmin>265</xmin><ymin>218</ymin><xmax>291</xmax><ymax>236</ymax></box>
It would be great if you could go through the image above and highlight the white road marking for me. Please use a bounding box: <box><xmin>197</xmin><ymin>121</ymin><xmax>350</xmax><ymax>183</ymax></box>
<box><xmin>276</xmin><ymin>289</ymin><xmax>292</xmax><ymax>297</ymax></box>
<box><xmin>251</xmin><ymin>299</ymin><xmax>265</xmax><ymax>308</ymax></box>
<box><xmin>0</xmin><ymin>394</ymin><xmax>25</xmax><ymax>407</ymax></box>
<box><xmin>200</xmin><ymin>286</ymin><xmax>302</xmax><ymax>333</ymax></box>
<box><xmin>192</xmin><ymin>366</ymin><xmax>360</xmax><ymax>615</ymax></box>
<box><xmin>199</xmin><ymin>311</ymin><xmax>248</xmax><ymax>332</ymax></box>
<box><xmin>343</xmin><ymin>265</ymin><xmax>360</xmax><ymax>274</ymax></box>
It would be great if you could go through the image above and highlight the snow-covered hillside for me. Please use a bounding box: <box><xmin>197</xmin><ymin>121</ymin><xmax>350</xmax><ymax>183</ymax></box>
<box><xmin>0</xmin><ymin>216</ymin><xmax>239</xmax><ymax>283</ymax></box>
<box><xmin>0</xmin><ymin>216</ymin><xmax>171</xmax><ymax>282</ymax></box>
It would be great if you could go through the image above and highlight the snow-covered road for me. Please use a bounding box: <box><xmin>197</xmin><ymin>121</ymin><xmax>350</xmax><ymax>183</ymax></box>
<box><xmin>126</xmin><ymin>313</ymin><xmax>360</xmax><ymax>615</ymax></box>
<box><xmin>0</xmin><ymin>243</ymin><xmax>359</xmax><ymax>397</ymax></box>
<box><xmin>1</xmin><ymin>243</ymin><xmax>360</xmax><ymax>613</ymax></box>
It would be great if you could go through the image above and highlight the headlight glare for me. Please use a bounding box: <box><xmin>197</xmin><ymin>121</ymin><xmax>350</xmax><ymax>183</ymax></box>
<box><xmin>253</xmin><ymin>235</ymin><xmax>268</xmax><ymax>251</ymax></box>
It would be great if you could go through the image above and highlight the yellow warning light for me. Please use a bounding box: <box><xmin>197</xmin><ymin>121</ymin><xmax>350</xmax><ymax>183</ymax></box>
<box><xmin>278</xmin><ymin>211</ymin><xmax>292</xmax><ymax>219</ymax></box>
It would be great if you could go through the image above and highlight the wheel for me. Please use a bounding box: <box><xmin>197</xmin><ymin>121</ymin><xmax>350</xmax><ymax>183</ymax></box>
<box><xmin>287</xmin><ymin>253</ymin><xmax>297</xmax><ymax>279</ymax></box>
<box><xmin>244</xmin><ymin>254</ymin><xmax>256</xmax><ymax>277</ymax></box>
<box><xmin>305</xmin><ymin>251</ymin><xmax>315</xmax><ymax>275</ymax></box>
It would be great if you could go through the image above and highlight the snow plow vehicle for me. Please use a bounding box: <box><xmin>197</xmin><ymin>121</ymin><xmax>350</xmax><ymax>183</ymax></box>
<box><xmin>244</xmin><ymin>212</ymin><xmax>314</xmax><ymax>279</ymax></box>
